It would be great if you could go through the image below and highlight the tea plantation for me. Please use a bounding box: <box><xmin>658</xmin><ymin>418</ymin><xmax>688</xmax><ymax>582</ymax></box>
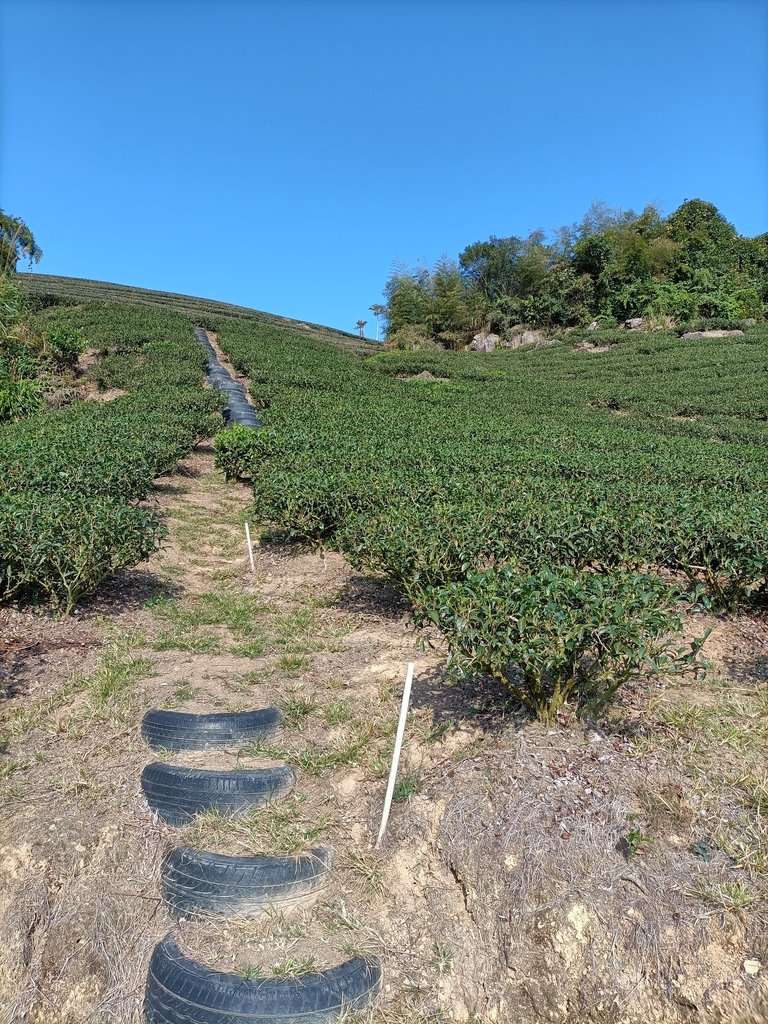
<box><xmin>0</xmin><ymin>301</ymin><xmax>222</xmax><ymax>610</ymax></box>
<box><xmin>210</xmin><ymin>317</ymin><xmax>768</xmax><ymax>718</ymax></box>
<box><xmin>3</xmin><ymin>277</ymin><xmax>766</xmax><ymax>718</ymax></box>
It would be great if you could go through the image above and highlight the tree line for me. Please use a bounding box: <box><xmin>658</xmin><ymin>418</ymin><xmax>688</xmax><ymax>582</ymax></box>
<box><xmin>382</xmin><ymin>199</ymin><xmax>768</xmax><ymax>347</ymax></box>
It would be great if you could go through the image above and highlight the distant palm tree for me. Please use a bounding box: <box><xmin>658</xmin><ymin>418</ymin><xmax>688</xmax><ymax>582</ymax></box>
<box><xmin>369</xmin><ymin>304</ymin><xmax>386</xmax><ymax>342</ymax></box>
<box><xmin>355</xmin><ymin>319</ymin><xmax>367</xmax><ymax>339</ymax></box>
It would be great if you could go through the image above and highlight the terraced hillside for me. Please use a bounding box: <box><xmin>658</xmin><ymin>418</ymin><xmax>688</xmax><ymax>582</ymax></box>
<box><xmin>17</xmin><ymin>273</ymin><xmax>375</xmax><ymax>354</ymax></box>
<box><xmin>209</xmin><ymin>314</ymin><xmax>768</xmax><ymax>711</ymax></box>
<box><xmin>1</xmin><ymin>277</ymin><xmax>766</xmax><ymax>1022</ymax></box>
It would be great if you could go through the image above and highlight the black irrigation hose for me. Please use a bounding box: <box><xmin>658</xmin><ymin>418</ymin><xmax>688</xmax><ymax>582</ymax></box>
<box><xmin>193</xmin><ymin>326</ymin><xmax>261</xmax><ymax>429</ymax></box>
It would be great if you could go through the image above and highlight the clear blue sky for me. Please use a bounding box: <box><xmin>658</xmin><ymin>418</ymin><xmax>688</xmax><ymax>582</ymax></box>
<box><xmin>2</xmin><ymin>0</ymin><xmax>766</xmax><ymax>333</ymax></box>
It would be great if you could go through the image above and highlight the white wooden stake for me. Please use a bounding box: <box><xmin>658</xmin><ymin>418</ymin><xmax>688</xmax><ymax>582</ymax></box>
<box><xmin>244</xmin><ymin>522</ymin><xmax>256</xmax><ymax>573</ymax></box>
<box><xmin>375</xmin><ymin>661</ymin><xmax>415</xmax><ymax>849</ymax></box>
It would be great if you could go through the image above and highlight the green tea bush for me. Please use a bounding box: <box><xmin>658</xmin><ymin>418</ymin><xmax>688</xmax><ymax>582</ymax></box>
<box><xmin>0</xmin><ymin>492</ymin><xmax>164</xmax><ymax>611</ymax></box>
<box><xmin>214</xmin><ymin>423</ymin><xmax>261</xmax><ymax>480</ymax></box>
<box><xmin>0</xmin><ymin>300</ymin><xmax>223</xmax><ymax>610</ymax></box>
<box><xmin>43</xmin><ymin>324</ymin><xmax>86</xmax><ymax>367</ymax></box>
<box><xmin>419</xmin><ymin>566</ymin><xmax>705</xmax><ymax>721</ymax></box>
<box><xmin>212</xmin><ymin>316</ymin><xmax>768</xmax><ymax>618</ymax></box>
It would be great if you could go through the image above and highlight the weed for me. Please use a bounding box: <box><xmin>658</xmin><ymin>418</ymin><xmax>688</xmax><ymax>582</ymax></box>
<box><xmin>430</xmin><ymin>942</ymin><xmax>454</xmax><ymax>976</ymax></box>
<box><xmin>183</xmin><ymin>794</ymin><xmax>331</xmax><ymax>854</ymax></box>
<box><xmin>280</xmin><ymin>694</ymin><xmax>317</xmax><ymax>728</ymax></box>
<box><xmin>230</xmin><ymin>639</ymin><xmax>266</xmax><ymax>658</ymax></box>
<box><xmin>343</xmin><ymin>852</ymin><xmax>384</xmax><ymax>895</ymax></box>
<box><xmin>324</xmin><ymin>700</ymin><xmax>352</xmax><ymax>725</ymax></box>
<box><xmin>276</xmin><ymin>654</ymin><xmax>311</xmax><ymax>675</ymax></box>
<box><xmin>274</xmin><ymin>609</ymin><xmax>318</xmax><ymax>652</ymax></box>
<box><xmin>171</xmin><ymin>680</ymin><xmax>195</xmax><ymax>704</ymax></box>
<box><xmin>323</xmin><ymin>677</ymin><xmax>346</xmax><ymax>690</ymax></box>
<box><xmin>451</xmin><ymin>739</ymin><xmax>486</xmax><ymax>763</ymax></box>
<box><xmin>236</xmin><ymin>963</ymin><xmax>261</xmax><ymax>980</ymax></box>
<box><xmin>687</xmin><ymin>879</ymin><xmax>761</xmax><ymax>912</ymax></box>
<box><xmin>152</xmin><ymin>629</ymin><xmax>221</xmax><ymax>654</ymax></box>
<box><xmin>0</xmin><ymin>759</ymin><xmax>26</xmax><ymax>780</ymax></box>
<box><xmin>368</xmin><ymin>751</ymin><xmax>390</xmax><ymax>779</ymax></box>
<box><xmin>264</xmin><ymin>905</ymin><xmax>314</xmax><ymax>941</ymax></box>
<box><xmin>619</xmin><ymin>827</ymin><xmax>653</xmax><ymax>859</ymax></box>
<box><xmin>272</xmin><ymin>956</ymin><xmax>317</xmax><ymax>977</ymax></box>
<box><xmin>150</xmin><ymin>590</ymin><xmax>266</xmax><ymax>638</ymax></box>
<box><xmin>239</xmin><ymin>670</ymin><xmax>266</xmax><ymax>686</ymax></box>
<box><xmin>394</xmin><ymin>773</ymin><xmax>421</xmax><ymax>802</ymax></box>
<box><xmin>89</xmin><ymin>649</ymin><xmax>153</xmax><ymax>708</ymax></box>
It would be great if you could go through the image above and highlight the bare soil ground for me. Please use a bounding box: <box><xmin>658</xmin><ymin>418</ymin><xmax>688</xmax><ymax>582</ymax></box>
<box><xmin>1</xmin><ymin>444</ymin><xmax>766</xmax><ymax>1023</ymax></box>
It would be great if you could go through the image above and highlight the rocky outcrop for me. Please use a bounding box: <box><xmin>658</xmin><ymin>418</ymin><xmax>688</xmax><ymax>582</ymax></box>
<box><xmin>681</xmin><ymin>329</ymin><xmax>745</xmax><ymax>340</ymax></box>
<box><xmin>506</xmin><ymin>330</ymin><xmax>559</xmax><ymax>350</ymax></box>
<box><xmin>470</xmin><ymin>332</ymin><xmax>500</xmax><ymax>352</ymax></box>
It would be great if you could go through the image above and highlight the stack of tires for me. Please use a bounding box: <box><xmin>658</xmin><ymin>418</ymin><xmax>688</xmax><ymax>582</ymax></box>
<box><xmin>140</xmin><ymin>707</ymin><xmax>381</xmax><ymax>1022</ymax></box>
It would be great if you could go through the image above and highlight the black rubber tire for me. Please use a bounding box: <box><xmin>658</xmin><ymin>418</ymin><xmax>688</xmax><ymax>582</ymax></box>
<box><xmin>141</xmin><ymin>763</ymin><xmax>295</xmax><ymax>826</ymax></box>
<box><xmin>141</xmin><ymin>708</ymin><xmax>281</xmax><ymax>752</ymax></box>
<box><xmin>145</xmin><ymin>935</ymin><xmax>381</xmax><ymax>1024</ymax></box>
<box><xmin>161</xmin><ymin>846</ymin><xmax>333</xmax><ymax>918</ymax></box>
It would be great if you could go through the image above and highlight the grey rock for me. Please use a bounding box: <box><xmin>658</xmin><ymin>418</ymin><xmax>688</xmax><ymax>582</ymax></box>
<box><xmin>574</xmin><ymin>341</ymin><xmax>612</xmax><ymax>353</ymax></box>
<box><xmin>470</xmin><ymin>331</ymin><xmax>500</xmax><ymax>353</ymax></box>
<box><xmin>625</xmin><ymin>317</ymin><xmax>645</xmax><ymax>330</ymax></box>
<box><xmin>681</xmin><ymin>329</ymin><xmax>745</xmax><ymax>340</ymax></box>
<box><xmin>586</xmin><ymin>321</ymin><xmax>600</xmax><ymax>331</ymax></box>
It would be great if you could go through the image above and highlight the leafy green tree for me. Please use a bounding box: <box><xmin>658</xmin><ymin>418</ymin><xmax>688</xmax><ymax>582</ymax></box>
<box><xmin>384</xmin><ymin>197</ymin><xmax>765</xmax><ymax>341</ymax></box>
<box><xmin>0</xmin><ymin>210</ymin><xmax>43</xmax><ymax>273</ymax></box>
<box><xmin>384</xmin><ymin>264</ymin><xmax>432</xmax><ymax>336</ymax></box>
<box><xmin>667</xmin><ymin>199</ymin><xmax>738</xmax><ymax>273</ymax></box>
<box><xmin>426</xmin><ymin>258</ymin><xmax>484</xmax><ymax>347</ymax></box>
<box><xmin>459</xmin><ymin>235</ymin><xmax>523</xmax><ymax>304</ymax></box>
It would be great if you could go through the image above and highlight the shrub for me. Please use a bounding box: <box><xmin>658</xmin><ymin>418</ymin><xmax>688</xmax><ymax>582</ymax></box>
<box><xmin>418</xmin><ymin>566</ymin><xmax>707</xmax><ymax>722</ymax></box>
<box><xmin>0</xmin><ymin>378</ymin><xmax>44</xmax><ymax>421</ymax></box>
<box><xmin>43</xmin><ymin>324</ymin><xmax>86</xmax><ymax>367</ymax></box>
<box><xmin>214</xmin><ymin>423</ymin><xmax>261</xmax><ymax>481</ymax></box>
<box><xmin>0</xmin><ymin>492</ymin><xmax>165</xmax><ymax>612</ymax></box>
<box><xmin>385</xmin><ymin>324</ymin><xmax>440</xmax><ymax>351</ymax></box>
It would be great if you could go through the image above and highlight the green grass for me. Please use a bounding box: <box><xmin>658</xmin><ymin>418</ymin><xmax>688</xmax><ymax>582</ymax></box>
<box><xmin>152</xmin><ymin>629</ymin><xmax>222</xmax><ymax>654</ymax></box>
<box><xmin>275</xmin><ymin>653</ymin><xmax>311</xmax><ymax>675</ymax></box>
<box><xmin>182</xmin><ymin>794</ymin><xmax>332</xmax><ymax>854</ymax></box>
<box><xmin>685</xmin><ymin>879</ymin><xmax>762</xmax><ymax>913</ymax></box>
<box><xmin>271</xmin><ymin>956</ymin><xmax>317</xmax><ymax>977</ymax></box>
<box><xmin>393</xmin><ymin>773</ymin><xmax>421</xmax><ymax>802</ymax></box>
<box><xmin>149</xmin><ymin>590</ymin><xmax>266</xmax><ymax>637</ymax></box>
<box><xmin>280</xmin><ymin>695</ymin><xmax>317</xmax><ymax>728</ymax></box>
<box><xmin>324</xmin><ymin>700</ymin><xmax>352</xmax><ymax>725</ymax></box>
